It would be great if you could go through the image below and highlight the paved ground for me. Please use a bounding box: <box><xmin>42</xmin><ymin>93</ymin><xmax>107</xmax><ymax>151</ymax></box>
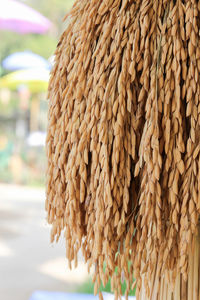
<box><xmin>0</xmin><ymin>184</ymin><xmax>90</xmax><ymax>300</ymax></box>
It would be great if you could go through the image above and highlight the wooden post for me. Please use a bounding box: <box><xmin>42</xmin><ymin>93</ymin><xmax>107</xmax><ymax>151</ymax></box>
<box><xmin>30</xmin><ymin>96</ymin><xmax>40</xmax><ymax>132</ymax></box>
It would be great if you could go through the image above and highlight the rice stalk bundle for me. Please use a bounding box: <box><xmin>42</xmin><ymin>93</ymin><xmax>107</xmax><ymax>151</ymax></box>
<box><xmin>45</xmin><ymin>0</ymin><xmax>200</xmax><ymax>299</ymax></box>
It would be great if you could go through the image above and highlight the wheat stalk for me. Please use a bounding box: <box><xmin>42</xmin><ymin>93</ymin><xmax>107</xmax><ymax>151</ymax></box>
<box><xmin>46</xmin><ymin>0</ymin><xmax>200</xmax><ymax>299</ymax></box>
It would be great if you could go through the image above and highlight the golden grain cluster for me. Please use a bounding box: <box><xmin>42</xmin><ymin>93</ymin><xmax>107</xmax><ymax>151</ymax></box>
<box><xmin>45</xmin><ymin>0</ymin><xmax>200</xmax><ymax>299</ymax></box>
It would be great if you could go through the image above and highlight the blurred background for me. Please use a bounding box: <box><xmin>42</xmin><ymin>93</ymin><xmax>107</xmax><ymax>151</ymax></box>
<box><xmin>0</xmin><ymin>0</ymin><xmax>74</xmax><ymax>187</ymax></box>
<box><xmin>0</xmin><ymin>1</ymin><xmax>135</xmax><ymax>300</ymax></box>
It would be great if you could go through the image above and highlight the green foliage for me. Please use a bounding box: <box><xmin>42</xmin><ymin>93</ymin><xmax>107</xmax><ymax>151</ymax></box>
<box><xmin>0</xmin><ymin>32</ymin><xmax>56</xmax><ymax>64</ymax></box>
<box><xmin>76</xmin><ymin>277</ymin><xmax>136</xmax><ymax>296</ymax></box>
<box><xmin>76</xmin><ymin>261</ymin><xmax>136</xmax><ymax>296</ymax></box>
<box><xmin>27</xmin><ymin>0</ymin><xmax>74</xmax><ymax>32</ymax></box>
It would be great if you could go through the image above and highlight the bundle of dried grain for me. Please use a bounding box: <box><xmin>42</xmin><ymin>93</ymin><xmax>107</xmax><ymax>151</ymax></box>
<box><xmin>46</xmin><ymin>0</ymin><xmax>200</xmax><ymax>299</ymax></box>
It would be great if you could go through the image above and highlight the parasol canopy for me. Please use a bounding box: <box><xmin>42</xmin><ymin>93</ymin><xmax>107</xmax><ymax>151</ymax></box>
<box><xmin>0</xmin><ymin>68</ymin><xmax>49</xmax><ymax>93</ymax></box>
<box><xmin>2</xmin><ymin>51</ymin><xmax>51</xmax><ymax>71</ymax></box>
<box><xmin>0</xmin><ymin>0</ymin><xmax>52</xmax><ymax>34</ymax></box>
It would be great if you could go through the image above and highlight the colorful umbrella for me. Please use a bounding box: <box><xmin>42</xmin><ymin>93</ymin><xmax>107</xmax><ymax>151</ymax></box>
<box><xmin>2</xmin><ymin>51</ymin><xmax>51</xmax><ymax>71</ymax></box>
<box><xmin>0</xmin><ymin>0</ymin><xmax>52</xmax><ymax>34</ymax></box>
<box><xmin>0</xmin><ymin>68</ymin><xmax>49</xmax><ymax>93</ymax></box>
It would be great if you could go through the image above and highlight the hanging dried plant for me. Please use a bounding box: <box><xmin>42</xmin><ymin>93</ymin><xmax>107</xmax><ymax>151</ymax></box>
<box><xmin>46</xmin><ymin>0</ymin><xmax>200</xmax><ymax>299</ymax></box>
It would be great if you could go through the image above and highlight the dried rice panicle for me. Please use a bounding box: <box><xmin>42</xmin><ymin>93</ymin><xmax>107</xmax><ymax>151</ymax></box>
<box><xmin>46</xmin><ymin>0</ymin><xmax>200</xmax><ymax>298</ymax></box>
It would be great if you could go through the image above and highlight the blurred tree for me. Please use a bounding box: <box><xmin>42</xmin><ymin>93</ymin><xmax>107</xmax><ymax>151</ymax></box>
<box><xmin>28</xmin><ymin>0</ymin><xmax>74</xmax><ymax>35</ymax></box>
<box><xmin>0</xmin><ymin>32</ymin><xmax>56</xmax><ymax>62</ymax></box>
